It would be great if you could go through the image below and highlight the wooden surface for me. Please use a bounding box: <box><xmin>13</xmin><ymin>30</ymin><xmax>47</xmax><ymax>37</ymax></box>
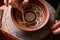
<box><xmin>0</xmin><ymin>30</ymin><xmax>21</xmax><ymax>40</ymax></box>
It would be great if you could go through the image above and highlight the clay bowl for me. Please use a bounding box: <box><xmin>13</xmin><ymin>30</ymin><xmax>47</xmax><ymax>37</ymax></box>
<box><xmin>11</xmin><ymin>0</ymin><xmax>50</xmax><ymax>31</ymax></box>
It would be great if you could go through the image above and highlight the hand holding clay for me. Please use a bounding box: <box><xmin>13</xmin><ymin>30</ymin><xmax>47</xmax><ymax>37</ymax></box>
<box><xmin>10</xmin><ymin>0</ymin><xmax>29</xmax><ymax>10</ymax></box>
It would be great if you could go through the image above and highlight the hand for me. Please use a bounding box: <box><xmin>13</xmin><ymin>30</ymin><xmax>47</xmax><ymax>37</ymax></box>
<box><xmin>51</xmin><ymin>20</ymin><xmax>60</xmax><ymax>35</ymax></box>
<box><xmin>10</xmin><ymin>0</ymin><xmax>21</xmax><ymax>9</ymax></box>
<box><xmin>9</xmin><ymin>0</ymin><xmax>29</xmax><ymax>10</ymax></box>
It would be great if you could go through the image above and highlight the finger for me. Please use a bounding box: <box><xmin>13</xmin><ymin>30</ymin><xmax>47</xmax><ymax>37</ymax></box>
<box><xmin>10</xmin><ymin>0</ymin><xmax>20</xmax><ymax>9</ymax></box>
<box><xmin>4</xmin><ymin>0</ymin><xmax>9</xmax><ymax>6</ymax></box>
<box><xmin>52</xmin><ymin>27</ymin><xmax>60</xmax><ymax>35</ymax></box>
<box><xmin>22</xmin><ymin>0</ymin><xmax>29</xmax><ymax>5</ymax></box>
<box><xmin>51</xmin><ymin>21</ymin><xmax>60</xmax><ymax>30</ymax></box>
<box><xmin>55</xmin><ymin>20</ymin><xmax>58</xmax><ymax>23</ymax></box>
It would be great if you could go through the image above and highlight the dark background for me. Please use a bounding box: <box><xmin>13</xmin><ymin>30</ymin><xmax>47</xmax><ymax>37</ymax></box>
<box><xmin>46</xmin><ymin>0</ymin><xmax>59</xmax><ymax>10</ymax></box>
<box><xmin>0</xmin><ymin>0</ymin><xmax>4</xmax><ymax>6</ymax></box>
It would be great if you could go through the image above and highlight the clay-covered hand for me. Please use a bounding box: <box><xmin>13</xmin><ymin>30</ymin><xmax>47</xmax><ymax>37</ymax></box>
<box><xmin>9</xmin><ymin>0</ymin><xmax>29</xmax><ymax>10</ymax></box>
<box><xmin>51</xmin><ymin>20</ymin><xmax>60</xmax><ymax>35</ymax></box>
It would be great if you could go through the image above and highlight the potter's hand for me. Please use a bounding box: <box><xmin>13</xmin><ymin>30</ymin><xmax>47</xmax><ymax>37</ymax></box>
<box><xmin>9</xmin><ymin>0</ymin><xmax>29</xmax><ymax>10</ymax></box>
<box><xmin>51</xmin><ymin>20</ymin><xmax>60</xmax><ymax>35</ymax></box>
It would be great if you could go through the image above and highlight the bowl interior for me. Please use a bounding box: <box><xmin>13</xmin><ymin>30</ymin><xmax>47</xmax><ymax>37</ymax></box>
<box><xmin>11</xmin><ymin>0</ymin><xmax>49</xmax><ymax>31</ymax></box>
